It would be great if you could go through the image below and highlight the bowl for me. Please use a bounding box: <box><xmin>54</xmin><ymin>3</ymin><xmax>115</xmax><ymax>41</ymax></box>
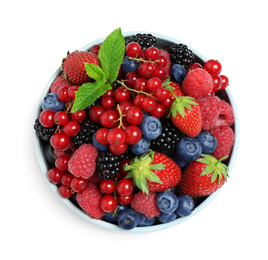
<box><xmin>34</xmin><ymin>31</ymin><xmax>239</xmax><ymax>233</ymax></box>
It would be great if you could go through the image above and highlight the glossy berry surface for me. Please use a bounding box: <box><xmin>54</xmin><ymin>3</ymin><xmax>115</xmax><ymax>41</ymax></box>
<box><xmin>176</xmin><ymin>137</ymin><xmax>202</xmax><ymax>162</ymax></box>
<box><xmin>116</xmin><ymin>179</ymin><xmax>134</xmax><ymax>196</ymax></box>
<box><xmin>107</xmin><ymin>128</ymin><xmax>126</xmax><ymax>147</ymax></box>
<box><xmin>100</xmin><ymin>195</ymin><xmax>117</xmax><ymax>213</ymax></box>
<box><xmin>175</xmin><ymin>195</ymin><xmax>194</xmax><ymax>217</ymax></box>
<box><xmin>100</xmin><ymin>180</ymin><xmax>115</xmax><ymax>194</ymax></box>
<box><xmin>156</xmin><ymin>191</ymin><xmax>179</xmax><ymax>213</ymax></box>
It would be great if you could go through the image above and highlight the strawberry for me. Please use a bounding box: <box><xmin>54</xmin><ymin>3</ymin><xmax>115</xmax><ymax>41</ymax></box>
<box><xmin>169</xmin><ymin>95</ymin><xmax>202</xmax><ymax>137</ymax></box>
<box><xmin>178</xmin><ymin>154</ymin><xmax>229</xmax><ymax>198</ymax></box>
<box><xmin>62</xmin><ymin>51</ymin><xmax>100</xmax><ymax>85</ymax></box>
<box><xmin>124</xmin><ymin>150</ymin><xmax>181</xmax><ymax>194</ymax></box>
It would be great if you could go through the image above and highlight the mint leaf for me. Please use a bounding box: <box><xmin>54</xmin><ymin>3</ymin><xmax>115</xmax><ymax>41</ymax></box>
<box><xmin>71</xmin><ymin>81</ymin><xmax>112</xmax><ymax>113</ymax></box>
<box><xmin>85</xmin><ymin>63</ymin><xmax>107</xmax><ymax>81</ymax></box>
<box><xmin>98</xmin><ymin>28</ymin><xmax>125</xmax><ymax>84</ymax></box>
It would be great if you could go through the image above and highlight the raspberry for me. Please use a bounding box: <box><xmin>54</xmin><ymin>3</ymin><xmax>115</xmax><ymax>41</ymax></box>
<box><xmin>50</xmin><ymin>75</ymin><xmax>73</xmax><ymax>93</ymax></box>
<box><xmin>209</xmin><ymin>126</ymin><xmax>235</xmax><ymax>160</ymax></box>
<box><xmin>197</xmin><ymin>95</ymin><xmax>222</xmax><ymax>130</ymax></box>
<box><xmin>76</xmin><ymin>183</ymin><xmax>105</xmax><ymax>219</ymax></box>
<box><xmin>182</xmin><ymin>68</ymin><xmax>213</xmax><ymax>98</ymax></box>
<box><xmin>216</xmin><ymin>100</ymin><xmax>235</xmax><ymax>127</ymax></box>
<box><xmin>68</xmin><ymin>144</ymin><xmax>98</xmax><ymax>179</ymax></box>
<box><xmin>131</xmin><ymin>191</ymin><xmax>161</xmax><ymax>218</ymax></box>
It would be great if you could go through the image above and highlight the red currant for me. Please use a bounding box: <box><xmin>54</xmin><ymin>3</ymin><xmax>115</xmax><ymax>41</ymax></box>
<box><xmin>89</xmin><ymin>105</ymin><xmax>105</xmax><ymax>123</ymax></box>
<box><xmin>126</xmin><ymin>42</ymin><xmax>142</xmax><ymax>58</ymax></box>
<box><xmin>150</xmin><ymin>103</ymin><xmax>165</xmax><ymax>117</ymax></box>
<box><xmin>50</xmin><ymin>132</ymin><xmax>70</xmax><ymax>149</ymax></box>
<box><xmin>59</xmin><ymin>184</ymin><xmax>74</xmax><ymax>198</ymax></box>
<box><xmin>133</xmin><ymin>94</ymin><xmax>146</xmax><ymax>108</ymax></box>
<box><xmin>146</xmin><ymin>47</ymin><xmax>159</xmax><ymax>61</ymax></box>
<box><xmin>71</xmin><ymin>109</ymin><xmax>86</xmax><ymax>122</ymax></box>
<box><xmin>118</xmin><ymin>194</ymin><xmax>133</xmax><ymax>205</ymax></box>
<box><xmin>219</xmin><ymin>75</ymin><xmax>229</xmax><ymax>90</ymax></box>
<box><xmin>100</xmin><ymin>195</ymin><xmax>117</xmax><ymax>213</ymax></box>
<box><xmin>204</xmin><ymin>59</ymin><xmax>222</xmax><ymax>75</ymax></box>
<box><xmin>102</xmin><ymin>89</ymin><xmax>114</xmax><ymax>98</ymax></box>
<box><xmin>116</xmin><ymin>179</ymin><xmax>134</xmax><ymax>196</ymax></box>
<box><xmin>154</xmin><ymin>87</ymin><xmax>170</xmax><ymax>101</ymax></box>
<box><xmin>139</xmin><ymin>62</ymin><xmax>156</xmax><ymax>78</ymax></box>
<box><xmin>61</xmin><ymin>173</ymin><xmax>74</xmax><ymax>186</ymax></box>
<box><xmin>99</xmin><ymin>180</ymin><xmax>115</xmax><ymax>195</ymax></box>
<box><xmin>155</xmin><ymin>55</ymin><xmax>167</xmax><ymax>67</ymax></box>
<box><xmin>101</xmin><ymin>96</ymin><xmax>115</xmax><ymax>109</ymax></box>
<box><xmin>154</xmin><ymin>66</ymin><xmax>166</xmax><ymax>79</ymax></box>
<box><xmin>107</xmin><ymin>128</ymin><xmax>126</xmax><ymax>147</ymax></box>
<box><xmin>147</xmin><ymin>77</ymin><xmax>162</xmax><ymax>91</ymax></box>
<box><xmin>57</xmin><ymin>87</ymin><xmax>69</xmax><ymax>102</ymax></box>
<box><xmin>95</xmin><ymin>128</ymin><xmax>109</xmax><ymax>145</ymax></box>
<box><xmin>48</xmin><ymin>167</ymin><xmax>64</xmax><ymax>184</ymax></box>
<box><xmin>120</xmin><ymin>159</ymin><xmax>131</xmax><ymax>174</ymax></box>
<box><xmin>114</xmin><ymin>86</ymin><xmax>130</xmax><ymax>102</ymax></box>
<box><xmin>109</xmin><ymin>143</ymin><xmax>128</xmax><ymax>155</ymax></box>
<box><xmin>124</xmin><ymin>125</ymin><xmax>142</xmax><ymax>145</ymax></box>
<box><xmin>141</xmin><ymin>96</ymin><xmax>157</xmax><ymax>112</ymax></box>
<box><xmin>125</xmin><ymin>71</ymin><xmax>139</xmax><ymax>87</ymax></box>
<box><xmin>55</xmin><ymin>154</ymin><xmax>71</xmax><ymax>171</ymax></box>
<box><xmin>161</xmin><ymin>97</ymin><xmax>173</xmax><ymax>108</ymax></box>
<box><xmin>125</xmin><ymin>106</ymin><xmax>143</xmax><ymax>125</ymax></box>
<box><xmin>211</xmin><ymin>74</ymin><xmax>222</xmax><ymax>92</ymax></box>
<box><xmin>134</xmin><ymin>77</ymin><xmax>148</xmax><ymax>92</ymax></box>
<box><xmin>63</xmin><ymin>120</ymin><xmax>80</xmax><ymax>137</ymax></box>
<box><xmin>71</xmin><ymin>177</ymin><xmax>89</xmax><ymax>193</ymax></box>
<box><xmin>54</xmin><ymin>111</ymin><xmax>69</xmax><ymax>126</ymax></box>
<box><xmin>68</xmin><ymin>85</ymin><xmax>80</xmax><ymax>99</ymax></box>
<box><xmin>99</xmin><ymin>109</ymin><xmax>119</xmax><ymax>128</ymax></box>
<box><xmin>118</xmin><ymin>100</ymin><xmax>133</xmax><ymax>114</ymax></box>
<box><xmin>189</xmin><ymin>62</ymin><xmax>203</xmax><ymax>71</ymax></box>
<box><xmin>39</xmin><ymin>110</ymin><xmax>55</xmax><ymax>127</ymax></box>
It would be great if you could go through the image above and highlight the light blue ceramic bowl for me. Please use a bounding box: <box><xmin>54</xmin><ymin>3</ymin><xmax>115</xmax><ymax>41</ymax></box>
<box><xmin>34</xmin><ymin>32</ymin><xmax>239</xmax><ymax>233</ymax></box>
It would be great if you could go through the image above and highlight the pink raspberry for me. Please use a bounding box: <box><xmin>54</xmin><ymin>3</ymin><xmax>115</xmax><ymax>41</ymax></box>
<box><xmin>50</xmin><ymin>75</ymin><xmax>73</xmax><ymax>93</ymax></box>
<box><xmin>76</xmin><ymin>183</ymin><xmax>104</xmax><ymax>219</ymax></box>
<box><xmin>209</xmin><ymin>126</ymin><xmax>235</xmax><ymax>160</ymax></box>
<box><xmin>131</xmin><ymin>191</ymin><xmax>161</xmax><ymax>218</ymax></box>
<box><xmin>215</xmin><ymin>100</ymin><xmax>234</xmax><ymax>128</ymax></box>
<box><xmin>197</xmin><ymin>95</ymin><xmax>222</xmax><ymax>130</ymax></box>
<box><xmin>68</xmin><ymin>144</ymin><xmax>98</xmax><ymax>179</ymax></box>
<box><xmin>182</xmin><ymin>68</ymin><xmax>213</xmax><ymax>98</ymax></box>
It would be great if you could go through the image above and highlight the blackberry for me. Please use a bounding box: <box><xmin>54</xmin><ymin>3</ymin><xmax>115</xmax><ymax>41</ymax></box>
<box><xmin>125</xmin><ymin>33</ymin><xmax>157</xmax><ymax>49</ymax></box>
<box><xmin>169</xmin><ymin>43</ymin><xmax>194</xmax><ymax>70</ymax></box>
<box><xmin>97</xmin><ymin>151</ymin><xmax>132</xmax><ymax>180</ymax></box>
<box><xmin>72</xmin><ymin>117</ymin><xmax>101</xmax><ymax>148</ymax></box>
<box><xmin>150</xmin><ymin>119</ymin><xmax>183</xmax><ymax>157</ymax></box>
<box><xmin>34</xmin><ymin>118</ymin><xmax>57</xmax><ymax>142</ymax></box>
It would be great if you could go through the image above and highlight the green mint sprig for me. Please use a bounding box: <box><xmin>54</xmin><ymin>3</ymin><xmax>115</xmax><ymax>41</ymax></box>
<box><xmin>71</xmin><ymin>28</ymin><xmax>125</xmax><ymax>113</ymax></box>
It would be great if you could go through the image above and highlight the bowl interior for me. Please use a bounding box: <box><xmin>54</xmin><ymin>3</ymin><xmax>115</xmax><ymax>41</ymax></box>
<box><xmin>35</xmin><ymin>32</ymin><xmax>239</xmax><ymax>233</ymax></box>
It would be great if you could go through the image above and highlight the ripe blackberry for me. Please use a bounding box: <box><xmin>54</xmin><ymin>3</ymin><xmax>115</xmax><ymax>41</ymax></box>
<box><xmin>34</xmin><ymin>118</ymin><xmax>57</xmax><ymax>142</ymax></box>
<box><xmin>150</xmin><ymin>119</ymin><xmax>183</xmax><ymax>157</ymax></box>
<box><xmin>97</xmin><ymin>151</ymin><xmax>132</xmax><ymax>180</ymax></box>
<box><xmin>125</xmin><ymin>33</ymin><xmax>157</xmax><ymax>49</ymax></box>
<box><xmin>169</xmin><ymin>43</ymin><xmax>194</xmax><ymax>70</ymax></box>
<box><xmin>72</xmin><ymin>117</ymin><xmax>101</xmax><ymax>148</ymax></box>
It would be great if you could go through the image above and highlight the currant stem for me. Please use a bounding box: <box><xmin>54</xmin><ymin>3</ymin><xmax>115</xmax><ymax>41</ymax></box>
<box><xmin>115</xmin><ymin>104</ymin><xmax>126</xmax><ymax>129</ymax></box>
<box><xmin>128</xmin><ymin>56</ymin><xmax>159</xmax><ymax>64</ymax></box>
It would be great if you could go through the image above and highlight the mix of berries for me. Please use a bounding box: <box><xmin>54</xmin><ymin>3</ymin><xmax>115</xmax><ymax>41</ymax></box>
<box><xmin>35</xmin><ymin>30</ymin><xmax>235</xmax><ymax>230</ymax></box>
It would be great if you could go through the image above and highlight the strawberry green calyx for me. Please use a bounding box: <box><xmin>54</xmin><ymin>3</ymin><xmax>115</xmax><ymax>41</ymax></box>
<box><xmin>124</xmin><ymin>150</ymin><xmax>165</xmax><ymax>194</ymax></box>
<box><xmin>168</xmin><ymin>95</ymin><xmax>197</xmax><ymax>119</ymax></box>
<box><xmin>197</xmin><ymin>154</ymin><xmax>229</xmax><ymax>184</ymax></box>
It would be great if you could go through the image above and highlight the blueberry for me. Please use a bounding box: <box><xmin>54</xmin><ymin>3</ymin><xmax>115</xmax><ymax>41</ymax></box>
<box><xmin>131</xmin><ymin>138</ymin><xmax>150</xmax><ymax>155</ymax></box>
<box><xmin>103</xmin><ymin>204</ymin><xmax>128</xmax><ymax>223</ymax></box>
<box><xmin>137</xmin><ymin>213</ymin><xmax>156</xmax><ymax>226</ymax></box>
<box><xmin>170</xmin><ymin>64</ymin><xmax>187</xmax><ymax>84</ymax></box>
<box><xmin>41</xmin><ymin>92</ymin><xmax>64</xmax><ymax>112</ymax></box>
<box><xmin>122</xmin><ymin>56</ymin><xmax>139</xmax><ymax>74</ymax></box>
<box><xmin>175</xmin><ymin>195</ymin><xmax>194</xmax><ymax>217</ymax></box>
<box><xmin>196</xmin><ymin>131</ymin><xmax>218</xmax><ymax>154</ymax></box>
<box><xmin>118</xmin><ymin>209</ymin><xmax>140</xmax><ymax>230</ymax></box>
<box><xmin>156</xmin><ymin>191</ymin><xmax>179</xmax><ymax>213</ymax></box>
<box><xmin>139</xmin><ymin>116</ymin><xmax>162</xmax><ymax>140</ymax></box>
<box><xmin>158</xmin><ymin>212</ymin><xmax>177</xmax><ymax>223</ymax></box>
<box><xmin>92</xmin><ymin>133</ymin><xmax>108</xmax><ymax>151</ymax></box>
<box><xmin>176</xmin><ymin>137</ymin><xmax>202</xmax><ymax>162</ymax></box>
<box><xmin>44</xmin><ymin>143</ymin><xmax>56</xmax><ymax>166</ymax></box>
<box><xmin>174</xmin><ymin>155</ymin><xmax>188</xmax><ymax>168</ymax></box>
<box><xmin>142</xmin><ymin>109</ymin><xmax>150</xmax><ymax>118</ymax></box>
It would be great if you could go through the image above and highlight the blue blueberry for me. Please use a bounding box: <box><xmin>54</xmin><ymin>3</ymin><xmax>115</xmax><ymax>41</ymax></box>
<box><xmin>156</xmin><ymin>191</ymin><xmax>179</xmax><ymax>213</ymax></box>
<box><xmin>137</xmin><ymin>213</ymin><xmax>156</xmax><ymax>226</ymax></box>
<box><xmin>139</xmin><ymin>116</ymin><xmax>162</xmax><ymax>140</ymax></box>
<box><xmin>196</xmin><ymin>131</ymin><xmax>218</xmax><ymax>154</ymax></box>
<box><xmin>118</xmin><ymin>209</ymin><xmax>140</xmax><ymax>230</ymax></box>
<box><xmin>174</xmin><ymin>155</ymin><xmax>188</xmax><ymax>168</ymax></box>
<box><xmin>131</xmin><ymin>138</ymin><xmax>150</xmax><ymax>155</ymax></box>
<box><xmin>175</xmin><ymin>195</ymin><xmax>194</xmax><ymax>217</ymax></box>
<box><xmin>122</xmin><ymin>56</ymin><xmax>139</xmax><ymax>74</ymax></box>
<box><xmin>41</xmin><ymin>92</ymin><xmax>65</xmax><ymax>112</ymax></box>
<box><xmin>44</xmin><ymin>143</ymin><xmax>56</xmax><ymax>165</ymax></box>
<box><xmin>92</xmin><ymin>133</ymin><xmax>108</xmax><ymax>151</ymax></box>
<box><xmin>170</xmin><ymin>64</ymin><xmax>187</xmax><ymax>84</ymax></box>
<box><xmin>103</xmin><ymin>204</ymin><xmax>128</xmax><ymax>223</ymax></box>
<box><xmin>158</xmin><ymin>212</ymin><xmax>177</xmax><ymax>223</ymax></box>
<box><xmin>176</xmin><ymin>137</ymin><xmax>202</xmax><ymax>162</ymax></box>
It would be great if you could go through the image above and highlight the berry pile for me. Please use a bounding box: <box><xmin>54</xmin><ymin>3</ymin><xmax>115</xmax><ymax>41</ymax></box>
<box><xmin>35</xmin><ymin>28</ymin><xmax>235</xmax><ymax>230</ymax></box>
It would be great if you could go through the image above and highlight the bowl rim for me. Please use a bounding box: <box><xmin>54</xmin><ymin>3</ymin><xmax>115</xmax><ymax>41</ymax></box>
<box><xmin>34</xmin><ymin>31</ymin><xmax>239</xmax><ymax>233</ymax></box>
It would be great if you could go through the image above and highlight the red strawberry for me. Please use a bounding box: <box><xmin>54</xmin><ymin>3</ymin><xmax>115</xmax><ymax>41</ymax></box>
<box><xmin>62</xmin><ymin>51</ymin><xmax>100</xmax><ymax>85</ymax></box>
<box><xmin>178</xmin><ymin>154</ymin><xmax>229</xmax><ymax>198</ymax></box>
<box><xmin>131</xmin><ymin>191</ymin><xmax>161</xmax><ymax>218</ymax></box>
<box><xmin>169</xmin><ymin>81</ymin><xmax>184</xmax><ymax>97</ymax></box>
<box><xmin>169</xmin><ymin>95</ymin><xmax>202</xmax><ymax>137</ymax></box>
<box><xmin>125</xmin><ymin>150</ymin><xmax>181</xmax><ymax>194</ymax></box>
<box><xmin>209</xmin><ymin>126</ymin><xmax>235</xmax><ymax>160</ymax></box>
<box><xmin>182</xmin><ymin>68</ymin><xmax>213</xmax><ymax>98</ymax></box>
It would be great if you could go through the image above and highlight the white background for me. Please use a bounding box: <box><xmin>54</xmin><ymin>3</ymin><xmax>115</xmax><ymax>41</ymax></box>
<box><xmin>1</xmin><ymin>0</ymin><xmax>267</xmax><ymax>259</ymax></box>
